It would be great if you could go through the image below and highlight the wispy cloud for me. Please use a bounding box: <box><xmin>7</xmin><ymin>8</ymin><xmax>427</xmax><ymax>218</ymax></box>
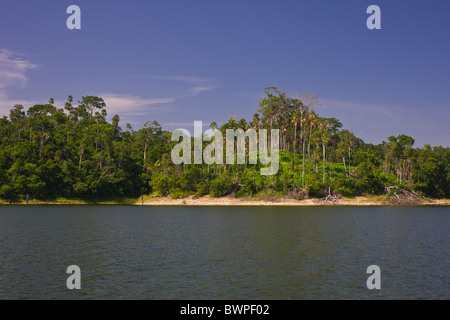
<box><xmin>162</xmin><ymin>121</ymin><xmax>211</xmax><ymax>128</ymax></box>
<box><xmin>129</xmin><ymin>74</ymin><xmax>218</xmax><ymax>98</ymax></box>
<box><xmin>98</xmin><ymin>84</ymin><xmax>216</xmax><ymax>127</ymax></box>
<box><xmin>184</xmin><ymin>86</ymin><xmax>216</xmax><ymax>97</ymax></box>
<box><xmin>320</xmin><ymin>98</ymin><xmax>450</xmax><ymax>147</ymax></box>
<box><xmin>129</xmin><ymin>74</ymin><xmax>212</xmax><ymax>84</ymax></box>
<box><xmin>99</xmin><ymin>93</ymin><xmax>175</xmax><ymax>117</ymax></box>
<box><xmin>0</xmin><ymin>49</ymin><xmax>38</xmax><ymax>90</ymax></box>
<box><xmin>0</xmin><ymin>49</ymin><xmax>38</xmax><ymax>115</ymax></box>
<box><xmin>162</xmin><ymin>121</ymin><xmax>212</xmax><ymax>137</ymax></box>
<box><xmin>0</xmin><ymin>92</ymin><xmax>37</xmax><ymax>116</ymax></box>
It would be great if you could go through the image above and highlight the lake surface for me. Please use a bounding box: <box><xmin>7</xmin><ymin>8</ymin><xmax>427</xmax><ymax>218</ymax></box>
<box><xmin>0</xmin><ymin>205</ymin><xmax>448</xmax><ymax>299</ymax></box>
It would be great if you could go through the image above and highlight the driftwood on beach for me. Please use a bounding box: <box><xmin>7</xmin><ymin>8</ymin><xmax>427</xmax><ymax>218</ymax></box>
<box><xmin>320</xmin><ymin>187</ymin><xmax>341</xmax><ymax>205</ymax></box>
<box><xmin>322</xmin><ymin>194</ymin><xmax>341</xmax><ymax>204</ymax></box>
<box><xmin>383</xmin><ymin>186</ymin><xmax>423</xmax><ymax>205</ymax></box>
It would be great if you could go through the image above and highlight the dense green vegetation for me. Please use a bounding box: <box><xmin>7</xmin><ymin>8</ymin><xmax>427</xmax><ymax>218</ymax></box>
<box><xmin>0</xmin><ymin>87</ymin><xmax>449</xmax><ymax>202</ymax></box>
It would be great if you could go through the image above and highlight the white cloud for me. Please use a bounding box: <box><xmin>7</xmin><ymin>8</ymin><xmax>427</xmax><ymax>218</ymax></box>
<box><xmin>162</xmin><ymin>121</ymin><xmax>211</xmax><ymax>128</ymax></box>
<box><xmin>320</xmin><ymin>98</ymin><xmax>450</xmax><ymax>147</ymax></box>
<box><xmin>185</xmin><ymin>86</ymin><xmax>216</xmax><ymax>97</ymax></box>
<box><xmin>0</xmin><ymin>50</ymin><xmax>38</xmax><ymax>116</ymax></box>
<box><xmin>129</xmin><ymin>74</ymin><xmax>212</xmax><ymax>84</ymax></box>
<box><xmin>0</xmin><ymin>92</ymin><xmax>37</xmax><ymax>117</ymax></box>
<box><xmin>0</xmin><ymin>49</ymin><xmax>37</xmax><ymax>90</ymax></box>
<box><xmin>99</xmin><ymin>93</ymin><xmax>175</xmax><ymax>116</ymax></box>
<box><xmin>162</xmin><ymin>121</ymin><xmax>212</xmax><ymax>137</ymax></box>
<box><xmin>129</xmin><ymin>74</ymin><xmax>218</xmax><ymax>98</ymax></box>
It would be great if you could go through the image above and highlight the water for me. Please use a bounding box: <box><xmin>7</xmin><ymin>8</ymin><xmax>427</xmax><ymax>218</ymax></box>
<box><xmin>0</xmin><ymin>205</ymin><xmax>448</xmax><ymax>299</ymax></box>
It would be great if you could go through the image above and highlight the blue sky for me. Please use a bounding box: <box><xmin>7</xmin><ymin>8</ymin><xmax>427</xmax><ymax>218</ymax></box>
<box><xmin>0</xmin><ymin>0</ymin><xmax>449</xmax><ymax>147</ymax></box>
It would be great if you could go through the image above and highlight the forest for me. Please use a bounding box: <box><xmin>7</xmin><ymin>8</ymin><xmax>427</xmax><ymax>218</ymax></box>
<box><xmin>0</xmin><ymin>87</ymin><xmax>448</xmax><ymax>203</ymax></box>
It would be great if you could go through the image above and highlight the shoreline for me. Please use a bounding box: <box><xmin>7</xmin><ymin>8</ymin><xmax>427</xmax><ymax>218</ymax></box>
<box><xmin>2</xmin><ymin>196</ymin><xmax>449</xmax><ymax>206</ymax></box>
<box><xmin>140</xmin><ymin>196</ymin><xmax>450</xmax><ymax>206</ymax></box>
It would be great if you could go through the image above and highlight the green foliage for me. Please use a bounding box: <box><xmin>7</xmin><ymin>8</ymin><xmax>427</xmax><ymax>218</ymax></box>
<box><xmin>412</xmin><ymin>146</ymin><xmax>450</xmax><ymax>198</ymax></box>
<box><xmin>169</xmin><ymin>188</ymin><xmax>189</xmax><ymax>199</ymax></box>
<box><xmin>335</xmin><ymin>177</ymin><xmax>357</xmax><ymax>197</ymax></box>
<box><xmin>179</xmin><ymin>166</ymin><xmax>202</xmax><ymax>192</ymax></box>
<box><xmin>0</xmin><ymin>184</ymin><xmax>19</xmax><ymax>203</ymax></box>
<box><xmin>307</xmin><ymin>180</ymin><xmax>326</xmax><ymax>198</ymax></box>
<box><xmin>195</xmin><ymin>183</ymin><xmax>210</xmax><ymax>196</ymax></box>
<box><xmin>150</xmin><ymin>174</ymin><xmax>174</xmax><ymax>196</ymax></box>
<box><xmin>209</xmin><ymin>176</ymin><xmax>234</xmax><ymax>197</ymax></box>
<box><xmin>255</xmin><ymin>189</ymin><xmax>284</xmax><ymax>201</ymax></box>
<box><xmin>0</xmin><ymin>90</ymin><xmax>448</xmax><ymax>202</ymax></box>
<box><xmin>355</xmin><ymin>150</ymin><xmax>385</xmax><ymax>195</ymax></box>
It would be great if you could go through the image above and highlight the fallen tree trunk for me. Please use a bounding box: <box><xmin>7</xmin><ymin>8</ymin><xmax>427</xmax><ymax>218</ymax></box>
<box><xmin>322</xmin><ymin>194</ymin><xmax>340</xmax><ymax>204</ymax></box>
<box><xmin>384</xmin><ymin>186</ymin><xmax>423</xmax><ymax>205</ymax></box>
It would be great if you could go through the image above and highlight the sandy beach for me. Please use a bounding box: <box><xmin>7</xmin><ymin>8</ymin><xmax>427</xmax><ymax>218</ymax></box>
<box><xmin>140</xmin><ymin>195</ymin><xmax>450</xmax><ymax>206</ymax></box>
<box><xmin>2</xmin><ymin>195</ymin><xmax>449</xmax><ymax>206</ymax></box>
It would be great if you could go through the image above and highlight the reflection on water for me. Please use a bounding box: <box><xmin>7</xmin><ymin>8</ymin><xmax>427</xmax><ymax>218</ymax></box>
<box><xmin>0</xmin><ymin>205</ymin><xmax>448</xmax><ymax>299</ymax></box>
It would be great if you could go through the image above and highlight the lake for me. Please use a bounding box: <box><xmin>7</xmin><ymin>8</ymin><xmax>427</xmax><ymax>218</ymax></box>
<box><xmin>0</xmin><ymin>205</ymin><xmax>448</xmax><ymax>299</ymax></box>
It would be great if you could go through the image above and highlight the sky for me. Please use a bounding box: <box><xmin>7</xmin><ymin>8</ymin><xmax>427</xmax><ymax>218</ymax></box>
<box><xmin>0</xmin><ymin>0</ymin><xmax>449</xmax><ymax>147</ymax></box>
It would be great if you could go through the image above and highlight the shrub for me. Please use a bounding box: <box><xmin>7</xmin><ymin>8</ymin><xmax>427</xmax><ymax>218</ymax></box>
<box><xmin>255</xmin><ymin>189</ymin><xmax>283</xmax><ymax>201</ymax></box>
<box><xmin>307</xmin><ymin>181</ymin><xmax>326</xmax><ymax>198</ymax></box>
<box><xmin>150</xmin><ymin>175</ymin><xmax>174</xmax><ymax>196</ymax></box>
<box><xmin>196</xmin><ymin>183</ymin><xmax>209</xmax><ymax>196</ymax></box>
<box><xmin>169</xmin><ymin>188</ymin><xmax>189</xmax><ymax>199</ymax></box>
<box><xmin>0</xmin><ymin>185</ymin><xmax>19</xmax><ymax>203</ymax></box>
<box><xmin>209</xmin><ymin>177</ymin><xmax>233</xmax><ymax>197</ymax></box>
<box><xmin>335</xmin><ymin>177</ymin><xmax>357</xmax><ymax>197</ymax></box>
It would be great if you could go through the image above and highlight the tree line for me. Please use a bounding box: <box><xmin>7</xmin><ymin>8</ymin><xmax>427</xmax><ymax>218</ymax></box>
<box><xmin>0</xmin><ymin>87</ymin><xmax>448</xmax><ymax>202</ymax></box>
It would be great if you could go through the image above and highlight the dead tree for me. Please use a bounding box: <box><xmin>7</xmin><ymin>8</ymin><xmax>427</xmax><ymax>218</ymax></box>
<box><xmin>384</xmin><ymin>186</ymin><xmax>422</xmax><ymax>205</ymax></box>
<box><xmin>322</xmin><ymin>187</ymin><xmax>340</xmax><ymax>204</ymax></box>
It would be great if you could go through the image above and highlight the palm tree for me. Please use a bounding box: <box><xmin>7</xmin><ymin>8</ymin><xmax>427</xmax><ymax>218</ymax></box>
<box><xmin>291</xmin><ymin>110</ymin><xmax>300</xmax><ymax>171</ymax></box>
<box><xmin>307</xmin><ymin>111</ymin><xmax>317</xmax><ymax>161</ymax></box>
<box><xmin>142</xmin><ymin>120</ymin><xmax>161</xmax><ymax>165</ymax></box>
<box><xmin>210</xmin><ymin>121</ymin><xmax>218</xmax><ymax>131</ymax></box>
<box><xmin>318</xmin><ymin>119</ymin><xmax>331</xmax><ymax>184</ymax></box>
